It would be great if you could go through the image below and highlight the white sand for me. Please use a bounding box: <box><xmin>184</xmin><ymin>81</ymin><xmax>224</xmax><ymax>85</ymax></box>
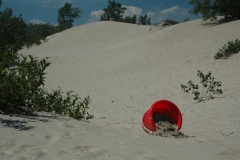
<box><xmin>1</xmin><ymin>19</ymin><xmax>240</xmax><ymax>159</ymax></box>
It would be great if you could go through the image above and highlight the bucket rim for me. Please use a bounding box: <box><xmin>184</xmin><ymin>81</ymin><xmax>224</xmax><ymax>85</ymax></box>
<box><xmin>150</xmin><ymin>99</ymin><xmax>182</xmax><ymax>130</ymax></box>
<box><xmin>141</xmin><ymin>109</ymin><xmax>154</xmax><ymax>134</ymax></box>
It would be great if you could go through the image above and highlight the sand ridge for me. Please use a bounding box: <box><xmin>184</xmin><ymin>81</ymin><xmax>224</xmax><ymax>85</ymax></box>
<box><xmin>1</xmin><ymin>19</ymin><xmax>240</xmax><ymax>160</ymax></box>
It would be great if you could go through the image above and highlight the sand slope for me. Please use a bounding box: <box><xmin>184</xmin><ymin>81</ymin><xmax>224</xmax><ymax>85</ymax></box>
<box><xmin>1</xmin><ymin>19</ymin><xmax>240</xmax><ymax>160</ymax></box>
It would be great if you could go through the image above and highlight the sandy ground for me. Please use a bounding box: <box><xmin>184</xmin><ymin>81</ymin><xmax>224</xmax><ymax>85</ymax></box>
<box><xmin>1</xmin><ymin>19</ymin><xmax>240</xmax><ymax>160</ymax></box>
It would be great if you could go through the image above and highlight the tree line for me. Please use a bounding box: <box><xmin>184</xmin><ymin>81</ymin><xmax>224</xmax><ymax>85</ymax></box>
<box><xmin>100</xmin><ymin>0</ymin><xmax>240</xmax><ymax>24</ymax></box>
<box><xmin>0</xmin><ymin>1</ymin><xmax>81</xmax><ymax>55</ymax></box>
<box><xmin>100</xmin><ymin>0</ymin><xmax>151</xmax><ymax>25</ymax></box>
<box><xmin>189</xmin><ymin>0</ymin><xmax>240</xmax><ymax>22</ymax></box>
<box><xmin>1</xmin><ymin>0</ymin><xmax>239</xmax><ymax>56</ymax></box>
<box><xmin>0</xmin><ymin>0</ymin><xmax>153</xmax><ymax>55</ymax></box>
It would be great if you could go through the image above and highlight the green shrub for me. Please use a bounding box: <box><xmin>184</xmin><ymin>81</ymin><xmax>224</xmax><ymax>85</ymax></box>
<box><xmin>0</xmin><ymin>50</ymin><xmax>93</xmax><ymax>121</ymax></box>
<box><xmin>181</xmin><ymin>70</ymin><xmax>223</xmax><ymax>102</ymax></box>
<box><xmin>32</xmin><ymin>88</ymin><xmax>93</xmax><ymax>121</ymax></box>
<box><xmin>163</xmin><ymin>19</ymin><xmax>179</xmax><ymax>25</ymax></box>
<box><xmin>0</xmin><ymin>51</ymin><xmax>46</xmax><ymax>107</ymax></box>
<box><xmin>214</xmin><ymin>39</ymin><xmax>240</xmax><ymax>59</ymax></box>
<box><xmin>24</xmin><ymin>23</ymin><xmax>59</xmax><ymax>48</ymax></box>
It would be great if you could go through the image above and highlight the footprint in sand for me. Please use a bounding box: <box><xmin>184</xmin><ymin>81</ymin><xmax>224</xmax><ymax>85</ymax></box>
<box><xmin>44</xmin><ymin>135</ymin><xmax>60</xmax><ymax>142</ymax></box>
<box><xmin>64</xmin><ymin>131</ymin><xmax>84</xmax><ymax>139</ymax></box>
<box><xmin>217</xmin><ymin>148</ymin><xmax>240</xmax><ymax>159</ymax></box>
<box><xmin>73</xmin><ymin>146</ymin><xmax>98</xmax><ymax>152</ymax></box>
<box><xmin>59</xmin><ymin>122</ymin><xmax>78</xmax><ymax>129</ymax></box>
<box><xmin>57</xmin><ymin>150</ymin><xmax>68</xmax><ymax>157</ymax></box>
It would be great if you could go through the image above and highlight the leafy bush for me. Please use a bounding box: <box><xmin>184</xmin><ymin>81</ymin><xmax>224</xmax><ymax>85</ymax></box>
<box><xmin>24</xmin><ymin>23</ymin><xmax>59</xmax><ymax>48</ymax></box>
<box><xmin>163</xmin><ymin>19</ymin><xmax>179</xmax><ymax>25</ymax></box>
<box><xmin>214</xmin><ymin>39</ymin><xmax>240</xmax><ymax>59</ymax></box>
<box><xmin>0</xmin><ymin>50</ymin><xmax>93</xmax><ymax>121</ymax></box>
<box><xmin>181</xmin><ymin>70</ymin><xmax>223</xmax><ymax>102</ymax></box>
<box><xmin>32</xmin><ymin>88</ymin><xmax>93</xmax><ymax>121</ymax></box>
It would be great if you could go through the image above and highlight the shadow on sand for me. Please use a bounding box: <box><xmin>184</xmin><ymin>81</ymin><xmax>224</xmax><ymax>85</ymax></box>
<box><xmin>0</xmin><ymin>105</ymin><xmax>69</xmax><ymax>131</ymax></box>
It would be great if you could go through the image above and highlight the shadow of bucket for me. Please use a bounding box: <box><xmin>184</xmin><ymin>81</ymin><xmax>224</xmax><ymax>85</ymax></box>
<box><xmin>141</xmin><ymin>100</ymin><xmax>182</xmax><ymax>133</ymax></box>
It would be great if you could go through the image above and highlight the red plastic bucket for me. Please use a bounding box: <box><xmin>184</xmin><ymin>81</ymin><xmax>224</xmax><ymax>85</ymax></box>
<box><xmin>141</xmin><ymin>100</ymin><xmax>182</xmax><ymax>133</ymax></box>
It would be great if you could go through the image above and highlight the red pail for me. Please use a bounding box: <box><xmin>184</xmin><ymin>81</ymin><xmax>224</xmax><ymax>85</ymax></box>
<box><xmin>141</xmin><ymin>100</ymin><xmax>182</xmax><ymax>133</ymax></box>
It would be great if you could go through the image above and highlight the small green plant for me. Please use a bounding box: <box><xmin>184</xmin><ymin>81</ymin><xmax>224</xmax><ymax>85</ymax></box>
<box><xmin>181</xmin><ymin>70</ymin><xmax>223</xmax><ymax>102</ymax></box>
<box><xmin>32</xmin><ymin>88</ymin><xmax>93</xmax><ymax>121</ymax></box>
<box><xmin>214</xmin><ymin>39</ymin><xmax>240</xmax><ymax>59</ymax></box>
<box><xmin>163</xmin><ymin>19</ymin><xmax>179</xmax><ymax>25</ymax></box>
<box><xmin>0</xmin><ymin>50</ymin><xmax>93</xmax><ymax>121</ymax></box>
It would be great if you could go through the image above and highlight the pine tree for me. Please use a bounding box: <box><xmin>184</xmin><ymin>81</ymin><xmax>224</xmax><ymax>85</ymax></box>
<box><xmin>57</xmin><ymin>3</ymin><xmax>81</xmax><ymax>31</ymax></box>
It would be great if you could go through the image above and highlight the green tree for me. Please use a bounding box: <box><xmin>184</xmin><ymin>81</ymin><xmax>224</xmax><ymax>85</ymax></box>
<box><xmin>121</xmin><ymin>15</ymin><xmax>137</xmax><ymax>24</ymax></box>
<box><xmin>57</xmin><ymin>2</ymin><xmax>81</xmax><ymax>31</ymax></box>
<box><xmin>189</xmin><ymin>0</ymin><xmax>240</xmax><ymax>22</ymax></box>
<box><xmin>0</xmin><ymin>6</ymin><xmax>27</xmax><ymax>56</ymax></box>
<box><xmin>138</xmin><ymin>14</ymin><xmax>151</xmax><ymax>25</ymax></box>
<box><xmin>24</xmin><ymin>23</ymin><xmax>58</xmax><ymax>47</ymax></box>
<box><xmin>100</xmin><ymin>0</ymin><xmax>126</xmax><ymax>21</ymax></box>
<box><xmin>215</xmin><ymin>0</ymin><xmax>240</xmax><ymax>20</ymax></box>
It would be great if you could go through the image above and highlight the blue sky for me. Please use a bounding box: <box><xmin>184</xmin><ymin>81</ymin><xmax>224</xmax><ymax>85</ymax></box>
<box><xmin>1</xmin><ymin>0</ymin><xmax>202</xmax><ymax>26</ymax></box>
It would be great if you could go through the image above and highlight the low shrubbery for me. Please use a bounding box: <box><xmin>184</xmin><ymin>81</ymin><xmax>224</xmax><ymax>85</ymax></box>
<box><xmin>181</xmin><ymin>70</ymin><xmax>223</xmax><ymax>102</ymax></box>
<box><xmin>24</xmin><ymin>23</ymin><xmax>59</xmax><ymax>48</ymax></box>
<box><xmin>214</xmin><ymin>39</ymin><xmax>240</xmax><ymax>59</ymax></box>
<box><xmin>0</xmin><ymin>50</ymin><xmax>93</xmax><ymax>121</ymax></box>
<box><xmin>163</xmin><ymin>19</ymin><xmax>179</xmax><ymax>25</ymax></box>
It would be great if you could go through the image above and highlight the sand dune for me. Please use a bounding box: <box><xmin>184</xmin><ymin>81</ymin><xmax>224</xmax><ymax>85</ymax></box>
<box><xmin>1</xmin><ymin>19</ymin><xmax>240</xmax><ymax>160</ymax></box>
